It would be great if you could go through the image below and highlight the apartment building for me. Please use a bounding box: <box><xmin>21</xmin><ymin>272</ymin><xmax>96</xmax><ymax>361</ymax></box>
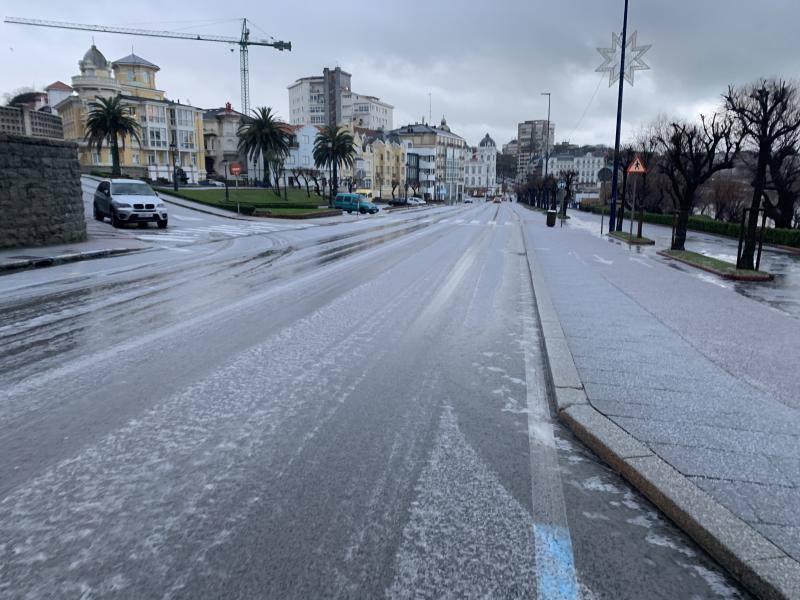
<box><xmin>516</xmin><ymin>119</ymin><xmax>555</xmax><ymax>180</ymax></box>
<box><xmin>56</xmin><ymin>44</ymin><xmax>205</xmax><ymax>182</ymax></box>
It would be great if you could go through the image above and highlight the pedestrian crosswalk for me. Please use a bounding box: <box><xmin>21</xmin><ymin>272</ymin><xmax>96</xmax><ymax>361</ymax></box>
<box><xmin>135</xmin><ymin>220</ymin><xmax>312</xmax><ymax>245</ymax></box>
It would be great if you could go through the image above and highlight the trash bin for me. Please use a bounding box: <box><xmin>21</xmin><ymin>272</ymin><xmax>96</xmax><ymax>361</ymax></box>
<box><xmin>546</xmin><ymin>210</ymin><xmax>557</xmax><ymax>227</ymax></box>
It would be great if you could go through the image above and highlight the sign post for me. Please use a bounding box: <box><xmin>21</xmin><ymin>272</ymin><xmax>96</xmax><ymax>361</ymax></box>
<box><xmin>626</xmin><ymin>155</ymin><xmax>647</xmax><ymax>239</ymax></box>
<box><xmin>230</xmin><ymin>163</ymin><xmax>242</xmax><ymax>214</ymax></box>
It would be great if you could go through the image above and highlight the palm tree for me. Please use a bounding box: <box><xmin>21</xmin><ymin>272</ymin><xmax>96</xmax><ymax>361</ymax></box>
<box><xmin>237</xmin><ymin>107</ymin><xmax>291</xmax><ymax>191</ymax></box>
<box><xmin>84</xmin><ymin>96</ymin><xmax>141</xmax><ymax>177</ymax></box>
<box><xmin>313</xmin><ymin>125</ymin><xmax>356</xmax><ymax>207</ymax></box>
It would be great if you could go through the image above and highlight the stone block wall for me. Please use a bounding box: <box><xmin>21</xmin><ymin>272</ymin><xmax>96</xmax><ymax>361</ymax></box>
<box><xmin>0</xmin><ymin>133</ymin><xmax>86</xmax><ymax>249</ymax></box>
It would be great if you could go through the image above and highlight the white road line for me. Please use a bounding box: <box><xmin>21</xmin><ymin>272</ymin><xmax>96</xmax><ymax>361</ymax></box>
<box><xmin>488</xmin><ymin>220</ymin><xmax>497</xmax><ymax>226</ymax></box>
<box><xmin>453</xmin><ymin>219</ymin><xmax>465</xmax><ymax>224</ymax></box>
<box><xmin>470</xmin><ymin>220</ymin><xmax>481</xmax><ymax>225</ymax></box>
<box><xmin>136</xmin><ymin>234</ymin><xmax>195</xmax><ymax>242</ymax></box>
<box><xmin>168</xmin><ymin>214</ymin><xmax>203</xmax><ymax>222</ymax></box>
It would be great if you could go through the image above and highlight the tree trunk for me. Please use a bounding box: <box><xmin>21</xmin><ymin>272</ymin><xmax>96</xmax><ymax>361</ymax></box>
<box><xmin>671</xmin><ymin>187</ymin><xmax>696</xmax><ymax>251</ymax></box>
<box><xmin>671</xmin><ymin>208</ymin><xmax>690</xmax><ymax>251</ymax></box>
<box><xmin>111</xmin><ymin>136</ymin><xmax>121</xmax><ymax>177</ymax></box>
<box><xmin>329</xmin><ymin>162</ymin><xmax>338</xmax><ymax>208</ymax></box>
<box><xmin>740</xmin><ymin>149</ymin><xmax>769</xmax><ymax>269</ymax></box>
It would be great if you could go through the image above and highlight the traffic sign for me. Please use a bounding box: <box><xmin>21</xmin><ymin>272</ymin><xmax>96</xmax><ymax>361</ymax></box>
<box><xmin>598</xmin><ymin>167</ymin><xmax>613</xmax><ymax>182</ymax></box>
<box><xmin>558</xmin><ymin>179</ymin><xmax>566</xmax><ymax>190</ymax></box>
<box><xmin>627</xmin><ymin>155</ymin><xmax>647</xmax><ymax>174</ymax></box>
<box><xmin>230</xmin><ymin>163</ymin><xmax>242</xmax><ymax>176</ymax></box>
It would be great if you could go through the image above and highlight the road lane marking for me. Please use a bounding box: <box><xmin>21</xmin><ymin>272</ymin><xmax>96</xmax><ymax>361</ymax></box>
<box><xmin>593</xmin><ymin>254</ymin><xmax>613</xmax><ymax>265</ymax></box>
<box><xmin>470</xmin><ymin>220</ymin><xmax>480</xmax><ymax>225</ymax></box>
<box><xmin>169</xmin><ymin>214</ymin><xmax>203</xmax><ymax>222</ymax></box>
<box><xmin>488</xmin><ymin>220</ymin><xmax>497</xmax><ymax>226</ymax></box>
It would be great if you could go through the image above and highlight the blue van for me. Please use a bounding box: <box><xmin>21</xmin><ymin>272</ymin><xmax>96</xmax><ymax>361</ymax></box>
<box><xmin>334</xmin><ymin>193</ymin><xmax>379</xmax><ymax>214</ymax></box>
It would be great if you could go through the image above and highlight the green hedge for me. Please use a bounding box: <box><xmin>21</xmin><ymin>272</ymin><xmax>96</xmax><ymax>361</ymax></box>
<box><xmin>578</xmin><ymin>204</ymin><xmax>800</xmax><ymax>248</ymax></box>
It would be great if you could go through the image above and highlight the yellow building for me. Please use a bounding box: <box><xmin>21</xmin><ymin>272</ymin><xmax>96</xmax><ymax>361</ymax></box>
<box><xmin>341</xmin><ymin>126</ymin><xmax>405</xmax><ymax>199</ymax></box>
<box><xmin>57</xmin><ymin>44</ymin><xmax>205</xmax><ymax>182</ymax></box>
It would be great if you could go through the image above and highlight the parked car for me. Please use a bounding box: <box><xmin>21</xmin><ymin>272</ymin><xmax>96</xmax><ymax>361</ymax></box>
<box><xmin>388</xmin><ymin>198</ymin><xmax>408</xmax><ymax>206</ymax></box>
<box><xmin>334</xmin><ymin>193</ymin><xmax>379</xmax><ymax>214</ymax></box>
<box><xmin>93</xmin><ymin>179</ymin><xmax>168</xmax><ymax>228</ymax></box>
<box><xmin>406</xmin><ymin>197</ymin><xmax>426</xmax><ymax>206</ymax></box>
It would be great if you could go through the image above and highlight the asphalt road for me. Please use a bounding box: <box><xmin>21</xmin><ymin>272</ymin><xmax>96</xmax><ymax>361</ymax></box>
<box><xmin>0</xmin><ymin>200</ymin><xmax>748</xmax><ymax>598</ymax></box>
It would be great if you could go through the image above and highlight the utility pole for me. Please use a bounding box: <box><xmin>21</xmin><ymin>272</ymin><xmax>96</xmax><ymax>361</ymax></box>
<box><xmin>608</xmin><ymin>0</ymin><xmax>629</xmax><ymax>231</ymax></box>
<box><xmin>542</xmin><ymin>92</ymin><xmax>552</xmax><ymax>209</ymax></box>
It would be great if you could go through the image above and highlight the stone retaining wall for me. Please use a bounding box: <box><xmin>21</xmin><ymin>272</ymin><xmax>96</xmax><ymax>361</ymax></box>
<box><xmin>0</xmin><ymin>133</ymin><xmax>86</xmax><ymax>249</ymax></box>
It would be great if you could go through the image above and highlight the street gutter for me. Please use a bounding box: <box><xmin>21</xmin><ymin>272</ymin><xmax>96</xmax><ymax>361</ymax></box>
<box><xmin>0</xmin><ymin>247</ymin><xmax>145</xmax><ymax>275</ymax></box>
<box><xmin>516</xmin><ymin>211</ymin><xmax>800</xmax><ymax>600</ymax></box>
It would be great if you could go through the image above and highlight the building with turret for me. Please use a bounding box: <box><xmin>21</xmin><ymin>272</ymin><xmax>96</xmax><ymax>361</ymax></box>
<box><xmin>56</xmin><ymin>44</ymin><xmax>205</xmax><ymax>182</ymax></box>
<box><xmin>464</xmin><ymin>133</ymin><xmax>498</xmax><ymax>196</ymax></box>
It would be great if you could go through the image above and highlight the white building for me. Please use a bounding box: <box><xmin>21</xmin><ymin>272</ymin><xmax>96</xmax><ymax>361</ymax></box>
<box><xmin>283</xmin><ymin>123</ymin><xmax>318</xmax><ymax>176</ymax></box>
<box><xmin>464</xmin><ymin>133</ymin><xmax>498</xmax><ymax>195</ymax></box>
<box><xmin>342</xmin><ymin>91</ymin><xmax>393</xmax><ymax>131</ymax></box>
<box><xmin>288</xmin><ymin>67</ymin><xmax>393</xmax><ymax>130</ymax></box>
<box><xmin>545</xmin><ymin>152</ymin><xmax>605</xmax><ymax>188</ymax></box>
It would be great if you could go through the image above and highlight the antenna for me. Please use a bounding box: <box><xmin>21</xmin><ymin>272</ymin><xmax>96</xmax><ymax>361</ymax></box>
<box><xmin>428</xmin><ymin>92</ymin><xmax>432</xmax><ymax>124</ymax></box>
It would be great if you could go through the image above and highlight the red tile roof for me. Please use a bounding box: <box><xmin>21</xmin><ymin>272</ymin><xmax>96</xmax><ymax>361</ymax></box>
<box><xmin>45</xmin><ymin>80</ymin><xmax>73</xmax><ymax>92</ymax></box>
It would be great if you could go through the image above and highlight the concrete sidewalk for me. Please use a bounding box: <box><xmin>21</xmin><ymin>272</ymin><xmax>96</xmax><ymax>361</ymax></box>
<box><xmin>515</xmin><ymin>204</ymin><xmax>800</xmax><ymax>598</ymax></box>
<box><xmin>0</xmin><ymin>237</ymin><xmax>148</xmax><ymax>273</ymax></box>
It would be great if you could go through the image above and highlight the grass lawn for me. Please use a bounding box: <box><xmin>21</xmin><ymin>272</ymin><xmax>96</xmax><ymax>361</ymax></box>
<box><xmin>608</xmin><ymin>231</ymin><xmax>655</xmax><ymax>245</ymax></box>
<box><xmin>158</xmin><ymin>186</ymin><xmax>326</xmax><ymax>208</ymax></box>
<box><xmin>660</xmin><ymin>249</ymin><xmax>773</xmax><ymax>281</ymax></box>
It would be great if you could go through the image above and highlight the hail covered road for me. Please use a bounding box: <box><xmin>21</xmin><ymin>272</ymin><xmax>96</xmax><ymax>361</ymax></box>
<box><xmin>0</xmin><ymin>197</ymin><xmax>747</xmax><ymax>599</ymax></box>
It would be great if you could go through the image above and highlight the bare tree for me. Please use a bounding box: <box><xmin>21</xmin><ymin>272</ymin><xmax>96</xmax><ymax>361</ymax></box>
<box><xmin>724</xmin><ymin>80</ymin><xmax>800</xmax><ymax>267</ymax></box>
<box><xmin>558</xmin><ymin>169</ymin><xmax>578</xmax><ymax>216</ymax></box>
<box><xmin>656</xmin><ymin>114</ymin><xmax>739</xmax><ymax>250</ymax></box>
<box><xmin>766</xmin><ymin>134</ymin><xmax>800</xmax><ymax>228</ymax></box>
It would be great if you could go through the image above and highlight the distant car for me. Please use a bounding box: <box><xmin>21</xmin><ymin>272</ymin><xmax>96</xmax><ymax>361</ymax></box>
<box><xmin>199</xmin><ymin>179</ymin><xmax>224</xmax><ymax>187</ymax></box>
<box><xmin>464</xmin><ymin>197</ymin><xmax>473</xmax><ymax>204</ymax></box>
<box><xmin>388</xmin><ymin>198</ymin><xmax>408</xmax><ymax>206</ymax></box>
<box><xmin>493</xmin><ymin>197</ymin><xmax>502</xmax><ymax>204</ymax></box>
<box><xmin>406</xmin><ymin>197</ymin><xmax>425</xmax><ymax>206</ymax></box>
<box><xmin>94</xmin><ymin>179</ymin><xmax>168</xmax><ymax>228</ymax></box>
<box><xmin>334</xmin><ymin>192</ymin><xmax>379</xmax><ymax>214</ymax></box>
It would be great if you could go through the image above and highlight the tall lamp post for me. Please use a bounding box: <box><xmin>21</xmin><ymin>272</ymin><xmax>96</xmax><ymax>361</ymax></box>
<box><xmin>541</xmin><ymin>92</ymin><xmax>552</xmax><ymax>209</ymax></box>
<box><xmin>608</xmin><ymin>0</ymin><xmax>629</xmax><ymax>232</ymax></box>
<box><xmin>169</xmin><ymin>142</ymin><xmax>179</xmax><ymax>192</ymax></box>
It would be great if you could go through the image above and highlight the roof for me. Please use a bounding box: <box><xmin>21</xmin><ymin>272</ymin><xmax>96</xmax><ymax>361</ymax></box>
<box><xmin>479</xmin><ymin>133</ymin><xmax>496</xmax><ymax>147</ymax></box>
<box><xmin>112</xmin><ymin>53</ymin><xmax>160</xmax><ymax>71</ymax></box>
<box><xmin>202</xmin><ymin>106</ymin><xmax>244</xmax><ymax>120</ymax></box>
<box><xmin>45</xmin><ymin>80</ymin><xmax>73</xmax><ymax>92</ymax></box>
<box><xmin>81</xmin><ymin>45</ymin><xmax>108</xmax><ymax>69</ymax></box>
<box><xmin>117</xmin><ymin>94</ymin><xmax>201</xmax><ymax>110</ymax></box>
<box><xmin>392</xmin><ymin>122</ymin><xmax>464</xmax><ymax>141</ymax></box>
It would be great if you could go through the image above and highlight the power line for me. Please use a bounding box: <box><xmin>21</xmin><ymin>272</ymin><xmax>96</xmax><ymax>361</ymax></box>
<box><xmin>565</xmin><ymin>73</ymin><xmax>605</xmax><ymax>143</ymax></box>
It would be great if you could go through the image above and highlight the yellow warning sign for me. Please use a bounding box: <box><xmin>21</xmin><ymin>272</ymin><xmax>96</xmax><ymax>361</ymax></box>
<box><xmin>627</xmin><ymin>155</ymin><xmax>647</xmax><ymax>174</ymax></box>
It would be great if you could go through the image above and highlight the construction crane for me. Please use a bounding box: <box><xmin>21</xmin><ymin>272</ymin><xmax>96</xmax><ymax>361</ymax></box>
<box><xmin>3</xmin><ymin>16</ymin><xmax>291</xmax><ymax>116</ymax></box>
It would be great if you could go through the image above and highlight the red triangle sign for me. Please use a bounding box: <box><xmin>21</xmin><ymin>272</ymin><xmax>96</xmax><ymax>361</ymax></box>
<box><xmin>627</xmin><ymin>155</ymin><xmax>647</xmax><ymax>174</ymax></box>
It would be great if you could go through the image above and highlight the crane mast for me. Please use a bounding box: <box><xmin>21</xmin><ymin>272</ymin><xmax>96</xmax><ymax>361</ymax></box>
<box><xmin>3</xmin><ymin>16</ymin><xmax>291</xmax><ymax>116</ymax></box>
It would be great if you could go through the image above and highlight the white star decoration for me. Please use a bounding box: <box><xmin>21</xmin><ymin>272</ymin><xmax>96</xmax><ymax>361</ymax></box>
<box><xmin>596</xmin><ymin>30</ymin><xmax>651</xmax><ymax>87</ymax></box>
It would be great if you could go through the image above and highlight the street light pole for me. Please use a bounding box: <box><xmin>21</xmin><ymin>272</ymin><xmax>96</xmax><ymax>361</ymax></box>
<box><xmin>541</xmin><ymin>92</ymin><xmax>551</xmax><ymax>209</ymax></box>
<box><xmin>170</xmin><ymin>143</ymin><xmax>178</xmax><ymax>192</ymax></box>
<box><xmin>608</xmin><ymin>0</ymin><xmax>629</xmax><ymax>232</ymax></box>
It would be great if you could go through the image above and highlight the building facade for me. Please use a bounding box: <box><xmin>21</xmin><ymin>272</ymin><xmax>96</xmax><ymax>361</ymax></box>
<box><xmin>393</xmin><ymin>118</ymin><xmax>466</xmax><ymax>203</ymax></box>
<box><xmin>202</xmin><ymin>102</ymin><xmax>244</xmax><ymax>178</ymax></box>
<box><xmin>544</xmin><ymin>152</ymin><xmax>605</xmax><ymax>189</ymax></box>
<box><xmin>56</xmin><ymin>45</ymin><xmax>205</xmax><ymax>182</ymax></box>
<box><xmin>464</xmin><ymin>133</ymin><xmax>498</xmax><ymax>196</ymax></box>
<box><xmin>288</xmin><ymin>67</ymin><xmax>393</xmax><ymax>130</ymax></box>
<box><xmin>517</xmin><ymin>119</ymin><xmax>555</xmax><ymax>180</ymax></box>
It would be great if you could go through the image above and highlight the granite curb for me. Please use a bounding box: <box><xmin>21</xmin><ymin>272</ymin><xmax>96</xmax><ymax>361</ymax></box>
<box><xmin>0</xmin><ymin>247</ymin><xmax>145</xmax><ymax>275</ymax></box>
<box><xmin>518</xmin><ymin>217</ymin><xmax>800</xmax><ymax>600</ymax></box>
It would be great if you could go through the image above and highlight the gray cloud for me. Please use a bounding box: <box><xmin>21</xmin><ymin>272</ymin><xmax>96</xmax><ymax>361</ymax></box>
<box><xmin>2</xmin><ymin>0</ymin><xmax>799</xmax><ymax>148</ymax></box>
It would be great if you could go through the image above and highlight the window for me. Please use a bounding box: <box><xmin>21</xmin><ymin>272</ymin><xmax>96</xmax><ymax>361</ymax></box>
<box><xmin>147</xmin><ymin>154</ymin><xmax>156</xmax><ymax>165</ymax></box>
<box><xmin>179</xmin><ymin>130</ymin><xmax>195</xmax><ymax>150</ymax></box>
<box><xmin>128</xmin><ymin>69</ymin><xmax>135</xmax><ymax>81</ymax></box>
<box><xmin>148</xmin><ymin>127</ymin><xmax>166</xmax><ymax>148</ymax></box>
<box><xmin>132</xmin><ymin>152</ymin><xmax>140</xmax><ymax>165</ymax></box>
<box><xmin>92</xmin><ymin>151</ymin><xmax>101</xmax><ymax>165</ymax></box>
<box><xmin>302</xmin><ymin>156</ymin><xmax>309</xmax><ymax>165</ymax></box>
<box><xmin>146</xmin><ymin>105</ymin><xmax>165</xmax><ymax>123</ymax></box>
<box><xmin>177</xmin><ymin>109</ymin><xmax>192</xmax><ymax>127</ymax></box>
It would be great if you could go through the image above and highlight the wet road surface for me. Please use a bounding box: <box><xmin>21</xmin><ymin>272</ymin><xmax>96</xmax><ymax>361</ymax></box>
<box><xmin>0</xmin><ymin>202</ymin><xmax>748</xmax><ymax>598</ymax></box>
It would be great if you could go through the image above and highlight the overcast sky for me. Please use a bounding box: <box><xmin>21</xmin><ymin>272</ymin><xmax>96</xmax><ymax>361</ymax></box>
<box><xmin>2</xmin><ymin>0</ymin><xmax>799</xmax><ymax>148</ymax></box>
